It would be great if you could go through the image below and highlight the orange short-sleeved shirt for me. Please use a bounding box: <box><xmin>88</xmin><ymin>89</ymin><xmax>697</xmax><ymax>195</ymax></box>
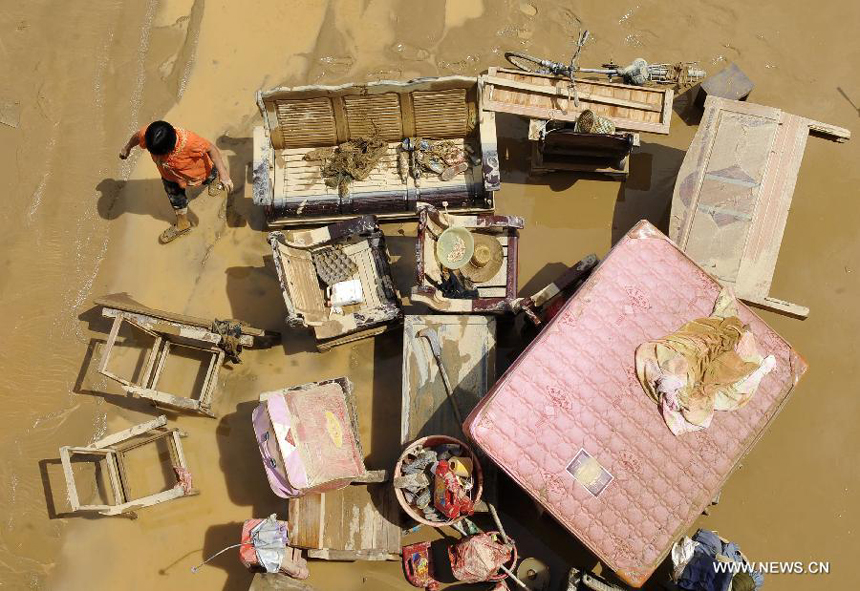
<box><xmin>139</xmin><ymin>125</ymin><xmax>214</xmax><ymax>188</ymax></box>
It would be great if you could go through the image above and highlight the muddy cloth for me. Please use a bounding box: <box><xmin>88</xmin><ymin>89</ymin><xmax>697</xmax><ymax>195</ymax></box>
<box><xmin>162</xmin><ymin>167</ymin><xmax>218</xmax><ymax>212</ymax></box>
<box><xmin>305</xmin><ymin>136</ymin><xmax>387</xmax><ymax>197</ymax></box>
<box><xmin>211</xmin><ymin>319</ymin><xmax>245</xmax><ymax>363</ymax></box>
<box><xmin>172</xmin><ymin>466</ymin><xmax>194</xmax><ymax>494</ymax></box>
<box><xmin>675</xmin><ymin>529</ymin><xmax>763</xmax><ymax>591</ymax></box>
<box><xmin>437</xmin><ymin>271</ymin><xmax>478</xmax><ymax>300</ymax></box>
<box><xmin>448</xmin><ymin>533</ymin><xmax>512</xmax><ymax>583</ymax></box>
<box><xmin>635</xmin><ymin>289</ymin><xmax>775</xmax><ymax>435</ymax></box>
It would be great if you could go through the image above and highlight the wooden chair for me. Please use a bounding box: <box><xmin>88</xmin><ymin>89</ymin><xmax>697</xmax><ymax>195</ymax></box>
<box><xmin>96</xmin><ymin>293</ymin><xmax>275</xmax><ymax>417</ymax></box>
<box><xmin>412</xmin><ymin>206</ymin><xmax>523</xmax><ymax>314</ymax></box>
<box><xmin>268</xmin><ymin>216</ymin><xmax>401</xmax><ymax>350</ymax></box>
<box><xmin>59</xmin><ymin>415</ymin><xmax>197</xmax><ymax>518</ymax></box>
<box><xmin>412</xmin><ymin>206</ymin><xmax>598</xmax><ymax>317</ymax></box>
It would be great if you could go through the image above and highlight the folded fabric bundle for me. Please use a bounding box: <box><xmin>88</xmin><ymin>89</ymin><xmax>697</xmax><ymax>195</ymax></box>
<box><xmin>635</xmin><ymin>289</ymin><xmax>776</xmax><ymax>435</ymax></box>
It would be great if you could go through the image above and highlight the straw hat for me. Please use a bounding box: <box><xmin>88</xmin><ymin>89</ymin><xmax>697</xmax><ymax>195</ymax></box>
<box><xmin>460</xmin><ymin>233</ymin><xmax>504</xmax><ymax>284</ymax></box>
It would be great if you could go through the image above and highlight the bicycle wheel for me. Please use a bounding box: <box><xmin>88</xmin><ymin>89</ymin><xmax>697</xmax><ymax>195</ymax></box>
<box><xmin>504</xmin><ymin>51</ymin><xmax>552</xmax><ymax>74</ymax></box>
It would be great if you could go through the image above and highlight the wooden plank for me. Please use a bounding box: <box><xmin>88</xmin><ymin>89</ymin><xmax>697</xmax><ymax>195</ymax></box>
<box><xmin>127</xmin><ymin>387</ymin><xmax>202</xmax><ymax>411</ymax></box>
<box><xmin>318</xmin><ymin>490</ymin><xmax>343</xmax><ymax>552</ymax></box>
<box><xmin>98</xmin><ymin>314</ymin><xmax>134</xmax><ymax>387</ymax></box>
<box><xmin>104</xmin><ymin>451</ymin><xmax>125</xmax><ymax>504</ymax></box>
<box><xmin>288</xmin><ymin>494</ymin><xmax>324</xmax><ymax>549</ymax></box>
<box><xmin>105</xmin><ymin>486</ymin><xmax>187</xmax><ymax>515</ymax></box>
<box><xmin>101</xmin><ymin>309</ymin><xmax>248</xmax><ymax>346</ymax></box>
<box><xmin>139</xmin><ymin>336</ymin><xmax>163</xmax><ymax>387</ymax></box>
<box><xmin>95</xmin><ymin>294</ymin><xmax>267</xmax><ymax>338</ymax></box>
<box><xmin>401</xmin><ymin>315</ymin><xmax>497</xmax><ymax>444</ymax></box>
<box><xmin>481</xmin><ymin>75</ymin><xmax>661</xmax><ymax>112</ymax></box>
<box><xmin>91</xmin><ymin>415</ymin><xmax>167</xmax><ymax>449</ymax></box>
<box><xmin>59</xmin><ymin>447</ymin><xmax>81</xmax><ymax>511</ymax></box>
<box><xmin>806</xmin><ymin>119</ymin><xmax>851</xmax><ymax>141</ymax></box>
<box><xmin>734</xmin><ymin>112</ymin><xmax>808</xmax><ymax>301</ymax></box>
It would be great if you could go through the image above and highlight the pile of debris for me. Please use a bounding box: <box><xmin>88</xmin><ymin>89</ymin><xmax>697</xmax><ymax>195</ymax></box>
<box><xmin>399</xmin><ymin>137</ymin><xmax>479</xmax><ymax>184</ymax></box>
<box><xmin>305</xmin><ymin>135</ymin><xmax>387</xmax><ymax>197</ymax></box>
<box><xmin>395</xmin><ymin>442</ymin><xmax>476</xmax><ymax>523</ymax></box>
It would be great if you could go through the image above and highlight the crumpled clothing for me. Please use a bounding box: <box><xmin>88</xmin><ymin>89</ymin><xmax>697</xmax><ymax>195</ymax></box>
<box><xmin>671</xmin><ymin>536</ymin><xmax>699</xmax><ymax>581</ymax></box>
<box><xmin>675</xmin><ymin>529</ymin><xmax>763</xmax><ymax>591</ymax></box>
<box><xmin>448</xmin><ymin>533</ymin><xmax>513</xmax><ymax>583</ymax></box>
<box><xmin>172</xmin><ymin>465</ymin><xmax>194</xmax><ymax>494</ymax></box>
<box><xmin>635</xmin><ymin>289</ymin><xmax>775</xmax><ymax>435</ymax></box>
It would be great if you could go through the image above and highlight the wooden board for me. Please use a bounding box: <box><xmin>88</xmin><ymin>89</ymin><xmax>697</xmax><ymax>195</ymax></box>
<box><xmin>401</xmin><ymin>315</ymin><xmax>497</xmax><ymax>444</ymax></box>
<box><xmin>480</xmin><ymin>67</ymin><xmax>673</xmax><ymax>135</ymax></box>
<box><xmin>287</xmin><ymin>483</ymin><xmax>400</xmax><ymax>560</ymax></box>
<box><xmin>94</xmin><ymin>293</ymin><xmax>267</xmax><ymax>338</ymax></box>
<box><xmin>670</xmin><ymin>96</ymin><xmax>850</xmax><ymax>318</ymax></box>
<box><xmin>249</xmin><ymin>573</ymin><xmax>317</xmax><ymax>591</ymax></box>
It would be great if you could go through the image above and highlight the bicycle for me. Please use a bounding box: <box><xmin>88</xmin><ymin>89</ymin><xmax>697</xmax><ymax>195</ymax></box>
<box><xmin>505</xmin><ymin>30</ymin><xmax>705</xmax><ymax>87</ymax></box>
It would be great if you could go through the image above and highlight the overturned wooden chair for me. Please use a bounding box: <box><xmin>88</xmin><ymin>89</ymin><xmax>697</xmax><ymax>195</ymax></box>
<box><xmin>59</xmin><ymin>415</ymin><xmax>197</xmax><ymax>518</ymax></box>
<box><xmin>95</xmin><ymin>294</ymin><xmax>276</xmax><ymax>417</ymax></box>
<box><xmin>268</xmin><ymin>216</ymin><xmax>402</xmax><ymax>350</ymax></box>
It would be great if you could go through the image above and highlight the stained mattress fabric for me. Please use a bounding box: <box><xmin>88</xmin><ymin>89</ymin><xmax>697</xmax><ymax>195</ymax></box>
<box><xmin>463</xmin><ymin>221</ymin><xmax>806</xmax><ymax>587</ymax></box>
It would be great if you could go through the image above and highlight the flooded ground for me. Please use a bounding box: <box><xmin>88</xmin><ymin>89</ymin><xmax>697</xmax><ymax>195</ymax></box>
<box><xmin>0</xmin><ymin>0</ymin><xmax>857</xmax><ymax>589</ymax></box>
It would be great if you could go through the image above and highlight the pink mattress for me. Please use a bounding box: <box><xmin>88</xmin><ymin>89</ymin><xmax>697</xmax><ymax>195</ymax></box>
<box><xmin>463</xmin><ymin>221</ymin><xmax>806</xmax><ymax>587</ymax></box>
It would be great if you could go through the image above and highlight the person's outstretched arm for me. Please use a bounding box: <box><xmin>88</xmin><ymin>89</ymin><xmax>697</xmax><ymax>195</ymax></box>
<box><xmin>206</xmin><ymin>144</ymin><xmax>234</xmax><ymax>192</ymax></box>
<box><xmin>119</xmin><ymin>130</ymin><xmax>140</xmax><ymax>159</ymax></box>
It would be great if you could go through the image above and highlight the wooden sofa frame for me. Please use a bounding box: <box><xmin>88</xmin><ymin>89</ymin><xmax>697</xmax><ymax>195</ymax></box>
<box><xmin>253</xmin><ymin>76</ymin><xmax>500</xmax><ymax>227</ymax></box>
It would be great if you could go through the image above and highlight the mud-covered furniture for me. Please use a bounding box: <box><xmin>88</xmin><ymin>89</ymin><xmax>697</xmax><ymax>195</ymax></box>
<box><xmin>268</xmin><ymin>215</ymin><xmax>401</xmax><ymax>350</ymax></box>
<box><xmin>670</xmin><ymin>96</ymin><xmax>850</xmax><ymax>318</ymax></box>
<box><xmin>480</xmin><ymin>67</ymin><xmax>673</xmax><ymax>134</ymax></box>
<box><xmin>527</xmin><ymin>119</ymin><xmax>637</xmax><ymax>178</ymax></box>
<box><xmin>59</xmin><ymin>415</ymin><xmax>197</xmax><ymax>517</ymax></box>
<box><xmin>412</xmin><ymin>206</ymin><xmax>597</xmax><ymax>315</ymax></box>
<box><xmin>412</xmin><ymin>206</ymin><xmax>522</xmax><ymax>313</ymax></box>
<box><xmin>695</xmin><ymin>62</ymin><xmax>754</xmax><ymax>107</ymax></box>
<box><xmin>95</xmin><ymin>294</ymin><xmax>276</xmax><ymax>417</ymax></box>
<box><xmin>253</xmin><ymin>76</ymin><xmax>499</xmax><ymax>227</ymax></box>
<box><xmin>265</xmin><ymin>379</ymin><xmax>400</xmax><ymax>561</ymax></box>
<box><xmin>287</xmin><ymin>477</ymin><xmax>401</xmax><ymax>561</ymax></box>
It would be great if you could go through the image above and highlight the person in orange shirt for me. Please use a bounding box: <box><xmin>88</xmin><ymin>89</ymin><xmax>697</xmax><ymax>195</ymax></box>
<box><xmin>119</xmin><ymin>121</ymin><xmax>234</xmax><ymax>243</ymax></box>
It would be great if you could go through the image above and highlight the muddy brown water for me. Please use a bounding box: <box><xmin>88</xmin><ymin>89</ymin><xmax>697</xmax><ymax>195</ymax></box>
<box><xmin>1</xmin><ymin>0</ymin><xmax>858</xmax><ymax>589</ymax></box>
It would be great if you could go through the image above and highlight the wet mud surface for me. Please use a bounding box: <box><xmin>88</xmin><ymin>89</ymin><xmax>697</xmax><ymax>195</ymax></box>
<box><xmin>0</xmin><ymin>0</ymin><xmax>858</xmax><ymax>589</ymax></box>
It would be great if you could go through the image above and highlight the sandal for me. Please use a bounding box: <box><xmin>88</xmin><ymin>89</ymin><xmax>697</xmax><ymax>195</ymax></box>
<box><xmin>159</xmin><ymin>224</ymin><xmax>192</xmax><ymax>244</ymax></box>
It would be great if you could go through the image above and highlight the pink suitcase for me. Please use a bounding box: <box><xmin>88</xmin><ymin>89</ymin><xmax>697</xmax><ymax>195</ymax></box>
<box><xmin>463</xmin><ymin>221</ymin><xmax>806</xmax><ymax>586</ymax></box>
